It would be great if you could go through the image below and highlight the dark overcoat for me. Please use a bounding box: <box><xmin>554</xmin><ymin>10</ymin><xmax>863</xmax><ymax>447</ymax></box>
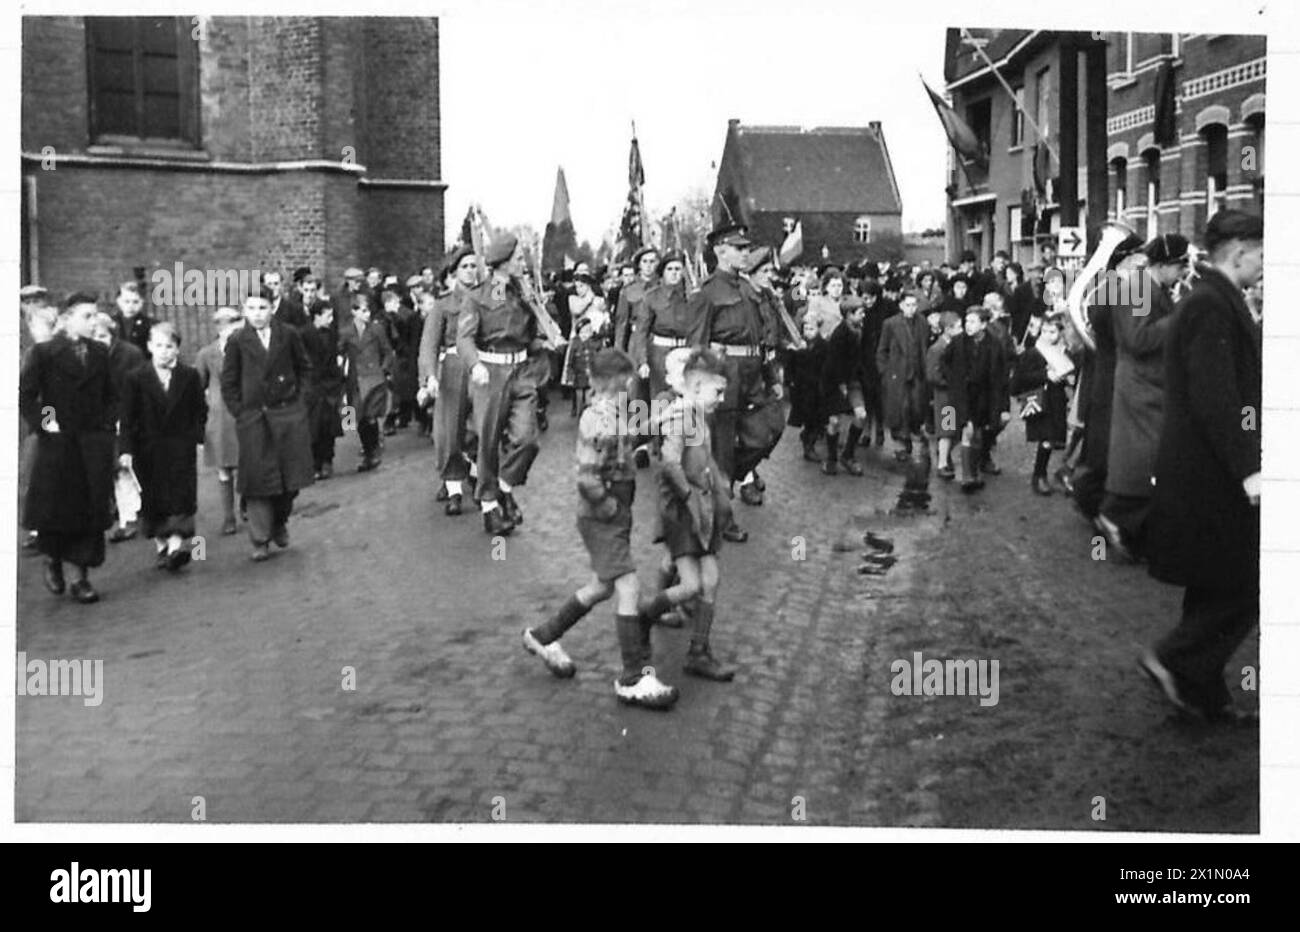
<box><xmin>19</xmin><ymin>334</ymin><xmax>118</xmax><ymax>534</ymax></box>
<box><xmin>220</xmin><ymin>323</ymin><xmax>316</xmax><ymax>498</ymax></box>
<box><xmin>1106</xmin><ymin>270</ymin><xmax>1176</xmax><ymax>497</ymax></box>
<box><xmin>195</xmin><ymin>339</ymin><xmax>240</xmax><ymax>468</ymax></box>
<box><xmin>1146</xmin><ymin>267</ymin><xmax>1261</xmax><ymax>591</ymax></box>
<box><xmin>1080</xmin><ymin>301</ymin><xmax>1117</xmax><ymax>471</ymax></box>
<box><xmin>119</xmin><ymin>363</ymin><xmax>207</xmax><ymax>519</ymax></box>
<box><xmin>820</xmin><ymin>321</ymin><xmax>866</xmax><ymax>417</ymax></box>
<box><xmin>300</xmin><ymin>324</ymin><xmax>346</xmax><ymax>441</ymax></box>
<box><xmin>339</xmin><ymin>319</ymin><xmax>393</xmax><ymax>421</ymax></box>
<box><xmin>876</xmin><ymin>312</ymin><xmax>929</xmax><ymax>431</ymax></box>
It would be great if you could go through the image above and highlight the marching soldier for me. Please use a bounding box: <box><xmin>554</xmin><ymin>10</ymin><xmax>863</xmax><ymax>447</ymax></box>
<box><xmin>687</xmin><ymin>223</ymin><xmax>775</xmax><ymax>543</ymax></box>
<box><xmin>630</xmin><ymin>249</ymin><xmax>693</xmax><ymax>398</ymax></box>
<box><xmin>457</xmin><ymin>234</ymin><xmax>559</xmax><ymax>536</ymax></box>
<box><xmin>419</xmin><ymin>244</ymin><xmax>480</xmax><ymax>516</ymax></box>
<box><xmin>615</xmin><ymin>245</ymin><xmax>659</xmax><ymax>466</ymax></box>
<box><xmin>736</xmin><ymin>246</ymin><xmax>794</xmax><ymax>505</ymax></box>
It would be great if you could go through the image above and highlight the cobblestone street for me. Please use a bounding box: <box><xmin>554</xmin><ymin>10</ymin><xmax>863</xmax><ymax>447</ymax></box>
<box><xmin>16</xmin><ymin>413</ymin><xmax>1257</xmax><ymax>829</ymax></box>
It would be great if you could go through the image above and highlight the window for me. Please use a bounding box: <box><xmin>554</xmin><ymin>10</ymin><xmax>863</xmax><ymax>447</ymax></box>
<box><xmin>853</xmin><ymin>216</ymin><xmax>871</xmax><ymax>244</ymax></box>
<box><xmin>86</xmin><ymin>17</ymin><xmax>199</xmax><ymax>145</ymax></box>
<box><xmin>782</xmin><ymin>217</ymin><xmax>796</xmax><ymax>235</ymax></box>
<box><xmin>1112</xmin><ymin>157</ymin><xmax>1127</xmax><ymax>217</ymax></box>
<box><xmin>1203</xmin><ymin>124</ymin><xmax>1227</xmax><ymax>218</ymax></box>
<box><xmin>1035</xmin><ymin>67</ymin><xmax>1051</xmax><ymax>141</ymax></box>
<box><xmin>1011</xmin><ymin>86</ymin><xmax>1025</xmax><ymax>148</ymax></box>
<box><xmin>1144</xmin><ymin>150</ymin><xmax>1161</xmax><ymax>236</ymax></box>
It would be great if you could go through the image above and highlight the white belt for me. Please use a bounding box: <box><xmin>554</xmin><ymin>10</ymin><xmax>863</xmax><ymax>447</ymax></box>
<box><xmin>652</xmin><ymin>334</ymin><xmax>689</xmax><ymax>348</ymax></box>
<box><xmin>710</xmin><ymin>342</ymin><xmax>761</xmax><ymax>358</ymax></box>
<box><xmin>479</xmin><ymin>349</ymin><xmax>527</xmax><ymax>365</ymax></box>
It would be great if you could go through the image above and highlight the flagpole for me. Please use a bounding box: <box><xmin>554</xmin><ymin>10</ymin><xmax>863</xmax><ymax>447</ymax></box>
<box><xmin>959</xmin><ymin>28</ymin><xmax>1059</xmax><ymax>163</ymax></box>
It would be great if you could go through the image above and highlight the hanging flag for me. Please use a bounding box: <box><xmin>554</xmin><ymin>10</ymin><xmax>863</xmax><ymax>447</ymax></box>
<box><xmin>779</xmin><ymin>220</ymin><xmax>804</xmax><ymax>266</ymax></box>
<box><xmin>921</xmin><ymin>77</ymin><xmax>987</xmax><ymax>168</ymax></box>
<box><xmin>458</xmin><ymin>205</ymin><xmax>474</xmax><ymax>248</ymax></box>
<box><xmin>1153</xmin><ymin>61</ymin><xmax>1178</xmax><ymax>148</ymax></box>
<box><xmin>615</xmin><ymin>131</ymin><xmax>646</xmax><ymax>261</ymax></box>
<box><xmin>542</xmin><ymin>166</ymin><xmax>579</xmax><ymax>273</ymax></box>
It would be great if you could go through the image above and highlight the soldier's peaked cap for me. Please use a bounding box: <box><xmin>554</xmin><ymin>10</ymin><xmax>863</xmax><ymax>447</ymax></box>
<box><xmin>707</xmin><ymin>223</ymin><xmax>753</xmax><ymax>248</ymax></box>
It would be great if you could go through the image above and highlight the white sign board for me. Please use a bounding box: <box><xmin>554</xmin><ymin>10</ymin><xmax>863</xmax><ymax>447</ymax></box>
<box><xmin>1057</xmin><ymin>226</ymin><xmax>1086</xmax><ymax>259</ymax></box>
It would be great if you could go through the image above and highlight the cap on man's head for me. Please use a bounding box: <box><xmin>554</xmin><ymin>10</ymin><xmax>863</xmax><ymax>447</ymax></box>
<box><xmin>441</xmin><ymin>244</ymin><xmax>474</xmax><ymax>277</ymax></box>
<box><xmin>1204</xmin><ymin>209</ymin><xmax>1263</xmax><ymax>253</ymax></box>
<box><xmin>632</xmin><ymin>245</ymin><xmax>660</xmax><ymax>266</ymax></box>
<box><xmin>344</xmin><ymin>266</ymin><xmax>364</xmax><ymax>280</ymax></box>
<box><xmin>484</xmin><ymin>233</ymin><xmax>519</xmax><ymax>268</ymax></box>
<box><xmin>959</xmin><ymin>250</ymin><xmax>977</xmax><ymax>264</ymax></box>
<box><xmin>1144</xmin><ymin>232</ymin><xmax>1190</xmax><ymax>265</ymax></box>
<box><xmin>706</xmin><ymin>223</ymin><xmax>753</xmax><ymax>249</ymax></box>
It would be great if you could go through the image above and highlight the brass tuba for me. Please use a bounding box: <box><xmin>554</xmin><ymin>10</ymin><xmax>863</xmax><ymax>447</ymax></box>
<box><xmin>1065</xmin><ymin>220</ymin><xmax>1137</xmax><ymax>352</ymax></box>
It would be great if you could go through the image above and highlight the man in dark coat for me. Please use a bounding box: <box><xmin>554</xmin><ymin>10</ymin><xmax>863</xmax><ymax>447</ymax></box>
<box><xmin>819</xmin><ymin>296</ymin><xmax>868</xmax><ymax>476</ymax></box>
<box><xmin>19</xmin><ymin>292</ymin><xmax>118</xmax><ymax>603</ymax></box>
<box><xmin>1141</xmin><ymin>210</ymin><xmax>1263</xmax><ymax>722</ymax></box>
<box><xmin>1096</xmin><ymin>234</ymin><xmax>1187</xmax><ymax>559</ymax></box>
<box><xmin>858</xmin><ymin>280</ymin><xmax>888</xmax><ymax>447</ymax></box>
<box><xmin>299</xmin><ymin>301</ymin><xmax>346</xmax><ymax>479</ymax></box>
<box><xmin>92</xmin><ymin>311</ymin><xmax>146</xmax><ymax>543</ymax></box>
<box><xmin>220</xmin><ymin>288</ymin><xmax>316</xmax><ymax>561</ymax></box>
<box><xmin>876</xmin><ymin>291</ymin><xmax>930</xmax><ymax>461</ymax></box>
<box><xmin>118</xmin><ymin>322</ymin><xmax>207</xmax><ymax>571</ymax></box>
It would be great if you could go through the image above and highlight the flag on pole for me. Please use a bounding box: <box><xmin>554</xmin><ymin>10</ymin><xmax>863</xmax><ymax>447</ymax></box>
<box><xmin>921</xmin><ymin>77</ymin><xmax>987</xmax><ymax>168</ymax></box>
<box><xmin>615</xmin><ymin>131</ymin><xmax>646</xmax><ymax>262</ymax></box>
<box><xmin>458</xmin><ymin>205</ymin><xmax>475</xmax><ymax>248</ymax></box>
<box><xmin>543</xmin><ymin>166</ymin><xmax>578</xmax><ymax>273</ymax></box>
<box><xmin>779</xmin><ymin>221</ymin><xmax>804</xmax><ymax>266</ymax></box>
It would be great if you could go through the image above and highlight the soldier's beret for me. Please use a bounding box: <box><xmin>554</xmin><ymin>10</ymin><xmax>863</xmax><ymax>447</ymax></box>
<box><xmin>632</xmin><ymin>245</ymin><xmax>660</xmax><ymax>265</ymax></box>
<box><xmin>706</xmin><ymin>223</ymin><xmax>753</xmax><ymax>248</ymax></box>
<box><xmin>441</xmin><ymin>244</ymin><xmax>475</xmax><ymax>277</ymax></box>
<box><xmin>656</xmin><ymin>249</ymin><xmax>687</xmax><ymax>275</ymax></box>
<box><xmin>484</xmin><ymin>234</ymin><xmax>519</xmax><ymax>268</ymax></box>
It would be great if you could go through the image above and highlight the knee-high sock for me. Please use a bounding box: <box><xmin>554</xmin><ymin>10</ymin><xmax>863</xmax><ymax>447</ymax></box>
<box><xmin>533</xmin><ymin>594</ymin><xmax>592</xmax><ymax>644</ymax></box>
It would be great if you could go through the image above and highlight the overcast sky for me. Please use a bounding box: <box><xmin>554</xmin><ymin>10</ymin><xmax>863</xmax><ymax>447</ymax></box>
<box><xmin>437</xmin><ymin>0</ymin><xmax>951</xmax><ymax>248</ymax></box>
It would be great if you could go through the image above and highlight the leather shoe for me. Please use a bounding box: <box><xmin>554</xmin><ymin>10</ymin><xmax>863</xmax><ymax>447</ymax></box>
<box><xmin>499</xmin><ymin>492</ymin><xmax>523</xmax><ymax>526</ymax></box>
<box><xmin>43</xmin><ymin>559</ymin><xmax>66</xmax><ymax>595</ymax></box>
<box><xmin>357</xmin><ymin>456</ymin><xmax>377</xmax><ymax>473</ymax></box>
<box><xmin>683</xmin><ymin>647</ymin><xmax>736</xmax><ymax>681</ymax></box>
<box><xmin>840</xmin><ymin>457</ymin><xmax>864</xmax><ymax>476</ymax></box>
<box><xmin>739</xmin><ymin>482</ymin><xmax>763</xmax><ymax>506</ymax></box>
<box><xmin>1031</xmin><ymin>475</ymin><xmax>1054</xmax><ymax>496</ymax></box>
<box><xmin>483</xmin><ymin>507</ymin><xmax>515</xmax><ymax>536</ymax></box>
<box><xmin>109</xmin><ymin>523</ymin><xmax>138</xmax><ymax>543</ymax></box>
<box><xmin>801</xmin><ymin>443</ymin><xmax>821</xmax><ymax>462</ymax></box>
<box><xmin>272</xmin><ymin>525</ymin><xmax>290</xmax><ymax>549</ymax></box>
<box><xmin>250</xmin><ymin>543</ymin><xmax>271</xmax><ymax>562</ymax></box>
<box><xmin>821</xmin><ymin>458</ymin><xmax>838</xmax><ymax>476</ymax></box>
<box><xmin>445</xmin><ymin>493</ymin><xmax>463</xmax><ymax>516</ymax></box>
<box><xmin>721</xmin><ymin>520</ymin><xmax>748</xmax><ymax>543</ymax></box>
<box><xmin>1094</xmin><ymin>514</ymin><xmax>1134</xmax><ymax>563</ymax></box>
<box><xmin>166</xmin><ymin>548</ymin><xmax>193</xmax><ymax>572</ymax></box>
<box><xmin>69</xmin><ymin>579</ymin><xmax>100</xmax><ymax>604</ymax></box>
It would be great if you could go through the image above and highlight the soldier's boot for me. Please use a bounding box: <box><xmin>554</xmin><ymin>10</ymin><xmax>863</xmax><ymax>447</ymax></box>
<box><xmin>821</xmin><ymin>432</ymin><xmax>840</xmax><ymax>476</ymax></box>
<box><xmin>840</xmin><ymin>425</ymin><xmax>865</xmax><ymax>475</ymax></box>
<box><xmin>683</xmin><ymin>601</ymin><xmax>736</xmax><ymax>682</ymax></box>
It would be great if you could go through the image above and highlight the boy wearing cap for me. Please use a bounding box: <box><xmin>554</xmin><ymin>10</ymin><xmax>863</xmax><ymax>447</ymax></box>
<box><xmin>220</xmin><ymin>288</ymin><xmax>316</xmax><ymax>562</ymax></box>
<box><xmin>457</xmin><ymin>234</ymin><xmax>559</xmax><ymax>536</ymax></box>
<box><xmin>420</xmin><ymin>245</ymin><xmax>480</xmax><ymax>515</ymax></box>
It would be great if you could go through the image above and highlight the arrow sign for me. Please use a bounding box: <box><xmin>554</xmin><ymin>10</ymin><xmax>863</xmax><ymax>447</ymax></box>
<box><xmin>1058</xmin><ymin>226</ymin><xmax>1085</xmax><ymax>259</ymax></box>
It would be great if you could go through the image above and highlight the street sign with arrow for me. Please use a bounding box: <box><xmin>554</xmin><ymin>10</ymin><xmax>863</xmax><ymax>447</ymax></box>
<box><xmin>1058</xmin><ymin>226</ymin><xmax>1086</xmax><ymax>259</ymax></box>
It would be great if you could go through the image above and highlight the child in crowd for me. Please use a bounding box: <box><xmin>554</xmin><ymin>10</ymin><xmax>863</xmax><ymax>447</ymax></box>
<box><xmin>301</xmin><ymin>301</ymin><xmax>346</xmax><ymax>479</ymax></box>
<box><xmin>522</xmin><ymin>348</ymin><xmax>679</xmax><ymax>709</ymax></box>
<box><xmin>638</xmin><ymin>348</ymin><xmax>737</xmax><ymax>682</ymax></box>
<box><xmin>942</xmin><ymin>307</ymin><xmax>1002</xmax><ymax>493</ymax></box>
<box><xmin>1010</xmin><ymin>313</ymin><xmax>1076</xmax><ymax>496</ymax></box>
<box><xmin>118</xmin><ymin>323</ymin><xmax>207</xmax><ymax>571</ymax></box>
<box><xmin>340</xmin><ymin>293</ymin><xmax>393</xmax><ymax>472</ymax></box>
<box><xmin>114</xmin><ymin>281</ymin><xmax>155</xmax><ymax>358</ymax></box>
<box><xmin>786</xmin><ymin>315</ymin><xmax>827</xmax><ymax>462</ymax></box>
<box><xmin>92</xmin><ymin>312</ymin><xmax>146</xmax><ymax>542</ymax></box>
<box><xmin>819</xmin><ymin>296</ymin><xmax>868</xmax><ymax>476</ymax></box>
<box><xmin>926</xmin><ymin>310</ymin><xmax>962</xmax><ymax>480</ymax></box>
<box><xmin>567</xmin><ymin>315</ymin><xmax>601</xmax><ymax>416</ymax></box>
<box><xmin>195</xmin><ymin>308</ymin><xmax>243</xmax><ymax>534</ymax></box>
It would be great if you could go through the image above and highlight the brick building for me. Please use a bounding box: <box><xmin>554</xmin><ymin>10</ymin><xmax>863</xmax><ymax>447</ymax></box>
<box><xmin>712</xmin><ymin>120</ymin><xmax>903</xmax><ymax>266</ymax></box>
<box><xmin>941</xmin><ymin>29</ymin><xmax>1265</xmax><ymax>267</ymax></box>
<box><xmin>21</xmin><ymin>15</ymin><xmax>445</xmax><ymax>352</ymax></box>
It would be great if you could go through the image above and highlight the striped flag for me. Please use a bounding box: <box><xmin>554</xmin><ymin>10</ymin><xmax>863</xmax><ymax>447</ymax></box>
<box><xmin>616</xmin><ymin>131</ymin><xmax>646</xmax><ymax>261</ymax></box>
<box><xmin>779</xmin><ymin>221</ymin><xmax>803</xmax><ymax>266</ymax></box>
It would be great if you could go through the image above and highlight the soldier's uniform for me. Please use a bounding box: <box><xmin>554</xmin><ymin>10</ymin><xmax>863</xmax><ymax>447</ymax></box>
<box><xmin>631</xmin><ymin>252</ymin><xmax>694</xmax><ymax>397</ymax></box>
<box><xmin>688</xmin><ymin>227</ymin><xmax>775</xmax><ymax>541</ymax></box>
<box><xmin>419</xmin><ymin>245</ymin><xmax>479</xmax><ymax>515</ymax></box>
<box><xmin>456</xmin><ymin>236</ymin><xmax>549</xmax><ymax>535</ymax></box>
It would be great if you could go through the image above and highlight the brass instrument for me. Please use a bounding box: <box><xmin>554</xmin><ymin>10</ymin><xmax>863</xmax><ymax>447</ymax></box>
<box><xmin>1065</xmin><ymin>220</ymin><xmax>1136</xmax><ymax>352</ymax></box>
